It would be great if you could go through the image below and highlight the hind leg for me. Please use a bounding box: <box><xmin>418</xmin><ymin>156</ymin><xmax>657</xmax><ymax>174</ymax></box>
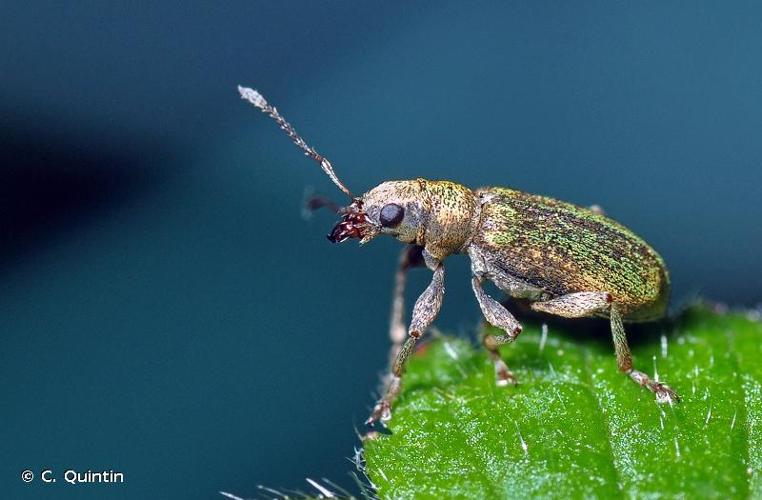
<box><xmin>531</xmin><ymin>292</ymin><xmax>679</xmax><ymax>403</ymax></box>
<box><xmin>609</xmin><ymin>304</ymin><xmax>679</xmax><ymax>403</ymax></box>
<box><xmin>530</xmin><ymin>291</ymin><xmax>612</xmax><ymax>317</ymax></box>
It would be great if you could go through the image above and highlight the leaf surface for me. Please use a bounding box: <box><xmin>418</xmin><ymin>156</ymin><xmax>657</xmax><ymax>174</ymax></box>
<box><xmin>363</xmin><ymin>306</ymin><xmax>762</xmax><ymax>499</ymax></box>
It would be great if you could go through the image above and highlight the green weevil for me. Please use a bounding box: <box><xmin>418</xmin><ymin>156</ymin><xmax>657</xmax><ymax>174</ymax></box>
<box><xmin>239</xmin><ymin>85</ymin><xmax>678</xmax><ymax>426</ymax></box>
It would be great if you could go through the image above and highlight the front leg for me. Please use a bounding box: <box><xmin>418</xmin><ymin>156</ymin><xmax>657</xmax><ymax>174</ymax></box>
<box><xmin>367</xmin><ymin>260</ymin><xmax>444</xmax><ymax>426</ymax></box>
<box><xmin>388</xmin><ymin>245</ymin><xmax>425</xmax><ymax>360</ymax></box>
<box><xmin>379</xmin><ymin>245</ymin><xmax>424</xmax><ymax>412</ymax></box>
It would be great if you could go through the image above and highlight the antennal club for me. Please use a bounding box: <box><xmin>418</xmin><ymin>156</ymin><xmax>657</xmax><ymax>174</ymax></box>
<box><xmin>238</xmin><ymin>85</ymin><xmax>353</xmax><ymax>198</ymax></box>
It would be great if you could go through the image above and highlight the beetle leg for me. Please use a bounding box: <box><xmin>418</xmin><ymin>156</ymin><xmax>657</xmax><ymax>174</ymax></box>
<box><xmin>367</xmin><ymin>262</ymin><xmax>444</xmax><ymax>426</ymax></box>
<box><xmin>482</xmin><ymin>334</ymin><xmax>518</xmax><ymax>386</ymax></box>
<box><xmin>610</xmin><ymin>304</ymin><xmax>680</xmax><ymax>404</ymax></box>
<box><xmin>380</xmin><ymin>245</ymin><xmax>424</xmax><ymax>407</ymax></box>
<box><xmin>530</xmin><ymin>291</ymin><xmax>612</xmax><ymax>317</ymax></box>
<box><xmin>388</xmin><ymin>246</ymin><xmax>425</xmax><ymax>360</ymax></box>
<box><xmin>471</xmin><ymin>276</ymin><xmax>522</xmax><ymax>386</ymax></box>
<box><xmin>532</xmin><ymin>293</ymin><xmax>680</xmax><ymax>404</ymax></box>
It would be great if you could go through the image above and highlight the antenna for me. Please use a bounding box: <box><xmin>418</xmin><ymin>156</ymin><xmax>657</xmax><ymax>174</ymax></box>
<box><xmin>238</xmin><ymin>86</ymin><xmax>353</xmax><ymax>198</ymax></box>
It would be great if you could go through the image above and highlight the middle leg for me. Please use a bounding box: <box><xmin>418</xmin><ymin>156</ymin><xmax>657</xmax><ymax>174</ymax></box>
<box><xmin>471</xmin><ymin>276</ymin><xmax>523</xmax><ymax>386</ymax></box>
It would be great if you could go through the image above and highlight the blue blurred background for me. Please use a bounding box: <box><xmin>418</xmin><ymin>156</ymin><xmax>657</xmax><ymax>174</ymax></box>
<box><xmin>3</xmin><ymin>2</ymin><xmax>761</xmax><ymax>498</ymax></box>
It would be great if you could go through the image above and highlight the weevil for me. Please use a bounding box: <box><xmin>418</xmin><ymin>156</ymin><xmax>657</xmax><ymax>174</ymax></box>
<box><xmin>238</xmin><ymin>86</ymin><xmax>679</xmax><ymax>426</ymax></box>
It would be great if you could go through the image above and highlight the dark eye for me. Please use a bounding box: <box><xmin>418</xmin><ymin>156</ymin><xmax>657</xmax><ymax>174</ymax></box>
<box><xmin>379</xmin><ymin>203</ymin><xmax>405</xmax><ymax>227</ymax></box>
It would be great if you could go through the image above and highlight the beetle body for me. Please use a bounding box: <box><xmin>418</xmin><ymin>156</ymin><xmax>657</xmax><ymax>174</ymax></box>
<box><xmin>239</xmin><ymin>86</ymin><xmax>679</xmax><ymax>427</ymax></box>
<box><xmin>470</xmin><ymin>186</ymin><xmax>670</xmax><ymax>321</ymax></box>
<box><xmin>356</xmin><ymin>179</ymin><xmax>668</xmax><ymax>321</ymax></box>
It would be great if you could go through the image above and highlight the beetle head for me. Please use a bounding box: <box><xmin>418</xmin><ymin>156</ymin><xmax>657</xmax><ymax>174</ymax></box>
<box><xmin>238</xmin><ymin>88</ymin><xmax>430</xmax><ymax>247</ymax></box>
<box><xmin>328</xmin><ymin>180</ymin><xmax>428</xmax><ymax>245</ymax></box>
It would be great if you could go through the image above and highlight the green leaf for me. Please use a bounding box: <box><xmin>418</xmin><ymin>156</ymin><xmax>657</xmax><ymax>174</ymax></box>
<box><xmin>363</xmin><ymin>305</ymin><xmax>762</xmax><ymax>499</ymax></box>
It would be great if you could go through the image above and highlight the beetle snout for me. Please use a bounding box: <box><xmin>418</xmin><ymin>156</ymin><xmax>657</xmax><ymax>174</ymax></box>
<box><xmin>326</xmin><ymin>200</ymin><xmax>375</xmax><ymax>243</ymax></box>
